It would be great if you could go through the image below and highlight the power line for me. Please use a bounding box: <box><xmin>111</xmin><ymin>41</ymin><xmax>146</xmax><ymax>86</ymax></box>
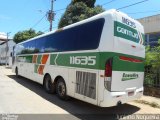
<box><xmin>101</xmin><ymin>0</ymin><xmax>117</xmax><ymax>6</ymax></box>
<box><xmin>31</xmin><ymin>0</ymin><xmax>55</xmax><ymax>31</ymax></box>
<box><xmin>52</xmin><ymin>0</ymin><xmax>119</xmax><ymax>21</ymax></box>
<box><xmin>117</xmin><ymin>0</ymin><xmax>150</xmax><ymax>10</ymax></box>
<box><xmin>31</xmin><ymin>15</ymin><xmax>46</xmax><ymax>29</ymax></box>
<box><xmin>51</xmin><ymin>0</ymin><xmax>118</xmax><ymax>23</ymax></box>
<box><xmin>31</xmin><ymin>0</ymin><xmax>151</xmax><ymax>31</ymax></box>
<box><xmin>127</xmin><ymin>9</ymin><xmax>160</xmax><ymax>14</ymax></box>
<box><xmin>53</xmin><ymin>0</ymin><xmax>150</xmax><ymax>18</ymax></box>
<box><xmin>54</xmin><ymin>0</ymin><xmax>118</xmax><ymax>13</ymax></box>
<box><xmin>54</xmin><ymin>8</ymin><xmax>66</xmax><ymax>12</ymax></box>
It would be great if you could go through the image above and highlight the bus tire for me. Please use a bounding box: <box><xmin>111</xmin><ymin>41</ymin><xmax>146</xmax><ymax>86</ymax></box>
<box><xmin>56</xmin><ymin>78</ymin><xmax>69</xmax><ymax>100</ymax></box>
<box><xmin>44</xmin><ymin>74</ymin><xmax>55</xmax><ymax>94</ymax></box>
<box><xmin>15</xmin><ymin>67</ymin><xmax>19</xmax><ymax>77</ymax></box>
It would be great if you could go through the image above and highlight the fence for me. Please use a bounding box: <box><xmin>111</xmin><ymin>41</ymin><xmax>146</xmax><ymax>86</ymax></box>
<box><xmin>144</xmin><ymin>66</ymin><xmax>160</xmax><ymax>88</ymax></box>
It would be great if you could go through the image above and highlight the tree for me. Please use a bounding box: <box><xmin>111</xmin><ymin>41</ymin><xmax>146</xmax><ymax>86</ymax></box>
<box><xmin>13</xmin><ymin>29</ymin><xmax>43</xmax><ymax>44</ymax></box>
<box><xmin>72</xmin><ymin>0</ymin><xmax>96</xmax><ymax>8</ymax></box>
<box><xmin>145</xmin><ymin>40</ymin><xmax>160</xmax><ymax>86</ymax></box>
<box><xmin>145</xmin><ymin>41</ymin><xmax>160</xmax><ymax>69</ymax></box>
<box><xmin>58</xmin><ymin>0</ymin><xmax>104</xmax><ymax>28</ymax></box>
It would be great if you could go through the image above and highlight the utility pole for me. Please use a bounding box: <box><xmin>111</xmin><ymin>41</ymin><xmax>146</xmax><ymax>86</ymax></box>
<box><xmin>47</xmin><ymin>0</ymin><xmax>55</xmax><ymax>31</ymax></box>
<box><xmin>5</xmin><ymin>32</ymin><xmax>11</xmax><ymax>67</ymax></box>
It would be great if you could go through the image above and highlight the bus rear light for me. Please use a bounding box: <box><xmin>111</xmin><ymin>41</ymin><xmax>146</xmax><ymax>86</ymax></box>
<box><xmin>105</xmin><ymin>59</ymin><xmax>112</xmax><ymax>77</ymax></box>
<box><xmin>119</xmin><ymin>56</ymin><xmax>142</xmax><ymax>63</ymax></box>
<box><xmin>131</xmin><ymin>45</ymin><xmax>136</xmax><ymax>48</ymax></box>
<box><xmin>104</xmin><ymin>59</ymin><xmax>112</xmax><ymax>91</ymax></box>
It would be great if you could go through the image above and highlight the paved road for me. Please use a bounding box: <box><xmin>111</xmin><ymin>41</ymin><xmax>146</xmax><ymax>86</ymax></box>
<box><xmin>0</xmin><ymin>66</ymin><xmax>160</xmax><ymax>120</ymax></box>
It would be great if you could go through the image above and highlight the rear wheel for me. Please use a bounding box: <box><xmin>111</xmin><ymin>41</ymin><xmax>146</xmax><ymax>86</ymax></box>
<box><xmin>44</xmin><ymin>74</ymin><xmax>55</xmax><ymax>94</ymax></box>
<box><xmin>56</xmin><ymin>78</ymin><xmax>68</xmax><ymax>100</ymax></box>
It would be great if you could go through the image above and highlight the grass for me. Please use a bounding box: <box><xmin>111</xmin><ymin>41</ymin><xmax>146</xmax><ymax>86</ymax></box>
<box><xmin>135</xmin><ymin>100</ymin><xmax>160</xmax><ymax>109</ymax></box>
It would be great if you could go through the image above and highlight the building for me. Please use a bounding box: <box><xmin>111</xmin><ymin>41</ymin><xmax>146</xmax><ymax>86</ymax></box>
<box><xmin>0</xmin><ymin>32</ymin><xmax>16</xmax><ymax>67</ymax></box>
<box><xmin>0</xmin><ymin>32</ymin><xmax>7</xmax><ymax>44</ymax></box>
<box><xmin>138</xmin><ymin>14</ymin><xmax>160</xmax><ymax>47</ymax></box>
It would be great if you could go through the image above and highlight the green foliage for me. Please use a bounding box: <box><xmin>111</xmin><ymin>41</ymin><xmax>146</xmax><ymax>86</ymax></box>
<box><xmin>144</xmin><ymin>73</ymin><xmax>155</xmax><ymax>86</ymax></box>
<box><xmin>145</xmin><ymin>45</ymin><xmax>153</xmax><ymax>66</ymax></box>
<box><xmin>58</xmin><ymin>0</ymin><xmax>104</xmax><ymax>28</ymax></box>
<box><xmin>72</xmin><ymin>0</ymin><xmax>96</xmax><ymax>8</ymax></box>
<box><xmin>145</xmin><ymin>41</ymin><xmax>160</xmax><ymax>69</ymax></box>
<box><xmin>145</xmin><ymin>40</ymin><xmax>160</xmax><ymax>87</ymax></box>
<box><xmin>13</xmin><ymin>29</ymin><xmax>44</xmax><ymax>44</ymax></box>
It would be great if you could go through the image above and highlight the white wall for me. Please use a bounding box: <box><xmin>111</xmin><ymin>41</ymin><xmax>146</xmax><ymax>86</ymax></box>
<box><xmin>138</xmin><ymin>14</ymin><xmax>160</xmax><ymax>33</ymax></box>
<box><xmin>0</xmin><ymin>40</ymin><xmax>16</xmax><ymax>65</ymax></box>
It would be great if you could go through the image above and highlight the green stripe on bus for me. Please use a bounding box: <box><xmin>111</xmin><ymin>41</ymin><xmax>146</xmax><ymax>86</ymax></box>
<box><xmin>34</xmin><ymin>64</ymin><xmax>39</xmax><ymax>73</ymax></box>
<box><xmin>17</xmin><ymin>52</ymin><xmax>144</xmax><ymax>72</ymax></box>
<box><xmin>26</xmin><ymin>55</ymin><xmax>33</xmax><ymax>63</ymax></box>
<box><xmin>37</xmin><ymin>55</ymin><xmax>42</xmax><ymax>64</ymax></box>
<box><xmin>99</xmin><ymin>52</ymin><xmax>144</xmax><ymax>71</ymax></box>
<box><xmin>50</xmin><ymin>52</ymin><xmax>144</xmax><ymax>71</ymax></box>
<box><xmin>112</xmin><ymin>56</ymin><xmax>144</xmax><ymax>72</ymax></box>
<box><xmin>50</xmin><ymin>54</ymin><xmax>58</xmax><ymax>65</ymax></box>
<box><xmin>55</xmin><ymin>52</ymin><xmax>100</xmax><ymax>69</ymax></box>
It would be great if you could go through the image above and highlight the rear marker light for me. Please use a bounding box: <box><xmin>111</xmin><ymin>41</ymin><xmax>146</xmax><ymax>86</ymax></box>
<box><xmin>119</xmin><ymin>56</ymin><xmax>142</xmax><ymax>63</ymax></box>
<box><xmin>132</xmin><ymin>45</ymin><xmax>136</xmax><ymax>48</ymax></box>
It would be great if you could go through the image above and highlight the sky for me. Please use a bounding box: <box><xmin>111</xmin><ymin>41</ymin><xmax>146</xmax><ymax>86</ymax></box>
<box><xmin>0</xmin><ymin>0</ymin><xmax>160</xmax><ymax>38</ymax></box>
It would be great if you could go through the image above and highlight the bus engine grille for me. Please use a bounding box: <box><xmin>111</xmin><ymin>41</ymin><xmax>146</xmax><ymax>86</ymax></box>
<box><xmin>76</xmin><ymin>71</ymin><xmax>96</xmax><ymax>99</ymax></box>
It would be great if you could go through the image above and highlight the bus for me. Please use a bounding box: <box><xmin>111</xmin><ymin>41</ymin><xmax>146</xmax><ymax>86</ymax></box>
<box><xmin>12</xmin><ymin>9</ymin><xmax>145</xmax><ymax>107</ymax></box>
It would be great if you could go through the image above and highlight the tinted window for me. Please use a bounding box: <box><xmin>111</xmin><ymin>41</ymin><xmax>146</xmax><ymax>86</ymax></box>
<box><xmin>17</xmin><ymin>18</ymin><xmax>105</xmax><ymax>54</ymax></box>
<box><xmin>35</xmin><ymin>37</ymin><xmax>46</xmax><ymax>53</ymax></box>
<box><xmin>45</xmin><ymin>29</ymin><xmax>76</xmax><ymax>52</ymax></box>
<box><xmin>21</xmin><ymin>40</ymin><xmax>36</xmax><ymax>54</ymax></box>
<box><xmin>16</xmin><ymin>40</ymin><xmax>36</xmax><ymax>55</ymax></box>
<box><xmin>45</xmin><ymin>18</ymin><xmax>105</xmax><ymax>52</ymax></box>
<box><xmin>15</xmin><ymin>43</ymin><xmax>25</xmax><ymax>55</ymax></box>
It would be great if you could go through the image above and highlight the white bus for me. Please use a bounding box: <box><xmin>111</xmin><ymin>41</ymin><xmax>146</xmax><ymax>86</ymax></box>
<box><xmin>12</xmin><ymin>9</ymin><xmax>145</xmax><ymax>107</ymax></box>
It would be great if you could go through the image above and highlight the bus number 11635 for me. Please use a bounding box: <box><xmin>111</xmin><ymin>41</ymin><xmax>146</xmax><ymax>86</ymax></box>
<box><xmin>70</xmin><ymin>56</ymin><xmax>96</xmax><ymax>66</ymax></box>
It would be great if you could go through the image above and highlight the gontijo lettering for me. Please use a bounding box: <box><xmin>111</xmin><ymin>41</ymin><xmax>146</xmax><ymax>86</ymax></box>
<box><xmin>117</xmin><ymin>26</ymin><xmax>138</xmax><ymax>39</ymax></box>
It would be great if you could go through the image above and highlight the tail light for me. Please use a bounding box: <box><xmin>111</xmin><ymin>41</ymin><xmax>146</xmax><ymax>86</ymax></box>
<box><xmin>104</xmin><ymin>58</ymin><xmax>112</xmax><ymax>91</ymax></box>
<box><xmin>105</xmin><ymin>59</ymin><xmax>112</xmax><ymax>77</ymax></box>
<box><xmin>119</xmin><ymin>56</ymin><xmax>142</xmax><ymax>63</ymax></box>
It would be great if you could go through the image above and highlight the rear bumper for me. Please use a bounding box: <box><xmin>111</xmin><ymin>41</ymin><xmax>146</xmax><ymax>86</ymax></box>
<box><xmin>99</xmin><ymin>87</ymin><xmax>143</xmax><ymax>107</ymax></box>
